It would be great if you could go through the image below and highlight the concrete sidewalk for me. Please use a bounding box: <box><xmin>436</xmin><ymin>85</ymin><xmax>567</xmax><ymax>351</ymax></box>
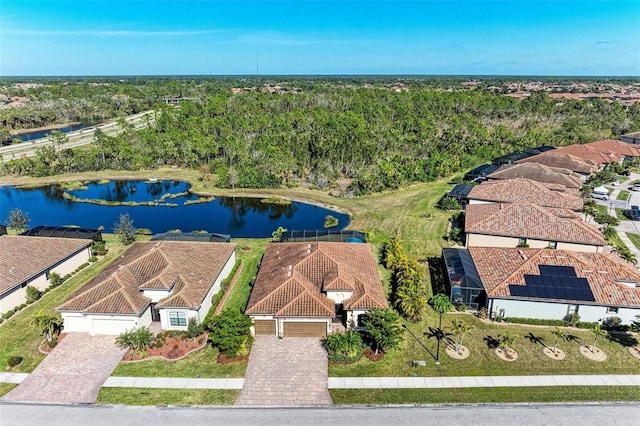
<box><xmin>4</xmin><ymin>373</ymin><xmax>640</xmax><ymax>389</ymax></box>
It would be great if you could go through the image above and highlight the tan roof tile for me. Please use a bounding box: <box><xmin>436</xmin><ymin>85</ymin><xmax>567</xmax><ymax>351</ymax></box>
<box><xmin>487</xmin><ymin>163</ymin><xmax>583</xmax><ymax>188</ymax></box>
<box><xmin>246</xmin><ymin>243</ymin><xmax>387</xmax><ymax>317</ymax></box>
<box><xmin>465</xmin><ymin>203</ymin><xmax>606</xmax><ymax>246</ymax></box>
<box><xmin>517</xmin><ymin>152</ymin><xmax>599</xmax><ymax>174</ymax></box>
<box><xmin>58</xmin><ymin>241</ymin><xmax>235</xmax><ymax>315</ymax></box>
<box><xmin>584</xmin><ymin>139</ymin><xmax>640</xmax><ymax>158</ymax></box>
<box><xmin>469</xmin><ymin>247</ymin><xmax>640</xmax><ymax>307</ymax></box>
<box><xmin>467</xmin><ymin>178</ymin><xmax>583</xmax><ymax>210</ymax></box>
<box><xmin>0</xmin><ymin>235</ymin><xmax>92</xmax><ymax>296</ymax></box>
<box><xmin>554</xmin><ymin>144</ymin><xmax>624</xmax><ymax>165</ymax></box>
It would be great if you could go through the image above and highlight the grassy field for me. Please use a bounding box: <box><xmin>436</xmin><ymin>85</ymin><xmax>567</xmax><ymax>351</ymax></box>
<box><xmin>110</xmin><ymin>345</ymin><xmax>247</xmax><ymax>378</ymax></box>
<box><xmin>617</xmin><ymin>190</ymin><xmax>631</xmax><ymax>201</ymax></box>
<box><xmin>97</xmin><ymin>388</ymin><xmax>239</xmax><ymax>405</ymax></box>
<box><xmin>330</xmin><ymin>308</ymin><xmax>640</xmax><ymax>378</ymax></box>
<box><xmin>0</xmin><ymin>234</ymin><xmax>131</xmax><ymax>372</ymax></box>
<box><xmin>330</xmin><ymin>386</ymin><xmax>640</xmax><ymax>405</ymax></box>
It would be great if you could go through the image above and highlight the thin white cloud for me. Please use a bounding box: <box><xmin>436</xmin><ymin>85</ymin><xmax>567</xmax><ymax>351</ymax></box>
<box><xmin>3</xmin><ymin>29</ymin><xmax>229</xmax><ymax>37</ymax></box>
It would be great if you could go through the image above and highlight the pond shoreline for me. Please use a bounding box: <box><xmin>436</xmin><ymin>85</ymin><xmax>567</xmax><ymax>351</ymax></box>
<box><xmin>0</xmin><ymin>169</ymin><xmax>354</xmax><ymax>218</ymax></box>
<box><xmin>9</xmin><ymin>122</ymin><xmax>82</xmax><ymax>136</ymax></box>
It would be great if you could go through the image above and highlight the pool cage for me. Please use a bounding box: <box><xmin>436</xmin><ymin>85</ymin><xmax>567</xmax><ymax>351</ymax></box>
<box><xmin>277</xmin><ymin>229</ymin><xmax>366</xmax><ymax>243</ymax></box>
<box><xmin>22</xmin><ymin>225</ymin><xmax>103</xmax><ymax>242</ymax></box>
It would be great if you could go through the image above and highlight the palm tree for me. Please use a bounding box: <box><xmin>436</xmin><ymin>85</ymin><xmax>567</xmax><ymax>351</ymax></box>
<box><xmin>499</xmin><ymin>332</ymin><xmax>517</xmax><ymax>357</ymax></box>
<box><xmin>591</xmin><ymin>324</ymin><xmax>607</xmax><ymax>353</ymax></box>
<box><xmin>448</xmin><ymin>319</ymin><xmax>475</xmax><ymax>352</ymax></box>
<box><xmin>612</xmin><ymin>245</ymin><xmax>638</xmax><ymax>265</ymax></box>
<box><xmin>32</xmin><ymin>310</ymin><xmax>62</xmax><ymax>343</ymax></box>
<box><xmin>550</xmin><ymin>327</ymin><xmax>567</xmax><ymax>354</ymax></box>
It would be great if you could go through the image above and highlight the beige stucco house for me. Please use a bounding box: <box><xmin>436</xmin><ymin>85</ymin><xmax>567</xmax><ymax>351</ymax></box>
<box><xmin>465</xmin><ymin>203</ymin><xmax>606</xmax><ymax>253</ymax></box>
<box><xmin>466</xmin><ymin>178</ymin><xmax>583</xmax><ymax>210</ymax></box>
<box><xmin>246</xmin><ymin>242</ymin><xmax>388</xmax><ymax>338</ymax></box>
<box><xmin>57</xmin><ymin>241</ymin><xmax>236</xmax><ymax>335</ymax></box>
<box><xmin>0</xmin><ymin>235</ymin><xmax>93</xmax><ymax>315</ymax></box>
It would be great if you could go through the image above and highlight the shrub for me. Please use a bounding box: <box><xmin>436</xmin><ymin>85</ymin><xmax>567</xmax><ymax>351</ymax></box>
<box><xmin>504</xmin><ymin>317</ymin><xmax>568</xmax><ymax>327</ymax></box>
<box><xmin>88</xmin><ymin>256</ymin><xmax>98</xmax><ymax>263</ymax></box>
<box><xmin>2</xmin><ymin>309</ymin><xmax>16</xmax><ymax>319</ymax></box>
<box><xmin>456</xmin><ymin>304</ymin><xmax>467</xmax><ymax>312</ymax></box>
<box><xmin>92</xmin><ymin>241</ymin><xmax>107</xmax><ymax>256</ymax></box>
<box><xmin>49</xmin><ymin>272</ymin><xmax>63</xmax><ymax>288</ymax></box>
<box><xmin>25</xmin><ymin>286</ymin><xmax>43</xmax><ymax>304</ymax></box>
<box><xmin>155</xmin><ymin>340</ymin><xmax>164</xmax><ymax>349</ymax></box>
<box><xmin>207</xmin><ymin>308</ymin><xmax>253</xmax><ymax>357</ymax></box>
<box><xmin>7</xmin><ymin>356</ymin><xmax>23</xmax><ymax>367</ymax></box>
<box><xmin>326</xmin><ymin>330</ymin><xmax>363</xmax><ymax>362</ymax></box>
<box><xmin>437</xmin><ymin>196</ymin><xmax>461</xmax><ymax>211</ymax></box>
<box><xmin>187</xmin><ymin>317</ymin><xmax>205</xmax><ymax>339</ymax></box>
<box><xmin>477</xmin><ymin>307</ymin><xmax>488</xmax><ymax>320</ymax></box>
<box><xmin>565</xmin><ymin>312</ymin><xmax>581</xmax><ymax>327</ymax></box>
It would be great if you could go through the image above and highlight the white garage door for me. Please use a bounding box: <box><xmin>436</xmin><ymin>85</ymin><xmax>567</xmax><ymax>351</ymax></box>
<box><xmin>92</xmin><ymin>319</ymin><xmax>137</xmax><ymax>335</ymax></box>
<box><xmin>62</xmin><ymin>315</ymin><xmax>90</xmax><ymax>333</ymax></box>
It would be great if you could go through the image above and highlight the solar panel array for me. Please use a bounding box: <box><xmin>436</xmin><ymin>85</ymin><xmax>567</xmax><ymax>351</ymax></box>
<box><xmin>509</xmin><ymin>264</ymin><xmax>595</xmax><ymax>302</ymax></box>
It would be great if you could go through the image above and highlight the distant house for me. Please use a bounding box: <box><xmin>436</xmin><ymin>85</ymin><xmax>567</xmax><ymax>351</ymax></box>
<box><xmin>1</xmin><ymin>235</ymin><xmax>93</xmax><ymax>315</ymax></box>
<box><xmin>466</xmin><ymin>178</ymin><xmax>583</xmax><ymax>211</ymax></box>
<box><xmin>57</xmin><ymin>241</ymin><xmax>236</xmax><ymax>335</ymax></box>
<box><xmin>581</xmin><ymin>139</ymin><xmax>640</xmax><ymax>161</ymax></box>
<box><xmin>465</xmin><ymin>203</ymin><xmax>606</xmax><ymax>252</ymax></box>
<box><xmin>553</xmin><ymin>143</ymin><xmax>625</xmax><ymax>166</ymax></box>
<box><xmin>444</xmin><ymin>247</ymin><xmax>640</xmax><ymax>325</ymax></box>
<box><xmin>492</xmin><ymin>152</ymin><xmax>533</xmax><ymax>166</ymax></box>
<box><xmin>464</xmin><ymin>164</ymin><xmax>499</xmax><ymax>182</ymax></box>
<box><xmin>516</xmin><ymin>152</ymin><xmax>599</xmax><ymax>177</ymax></box>
<box><xmin>446</xmin><ymin>184</ymin><xmax>474</xmax><ymax>207</ymax></box>
<box><xmin>620</xmin><ymin>131</ymin><xmax>640</xmax><ymax>145</ymax></box>
<box><xmin>245</xmin><ymin>242</ymin><xmax>388</xmax><ymax>338</ymax></box>
<box><xmin>486</xmin><ymin>163</ymin><xmax>584</xmax><ymax>189</ymax></box>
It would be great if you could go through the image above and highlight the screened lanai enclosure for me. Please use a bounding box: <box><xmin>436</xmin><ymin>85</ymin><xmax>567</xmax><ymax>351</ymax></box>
<box><xmin>22</xmin><ymin>225</ymin><xmax>103</xmax><ymax>241</ymax></box>
<box><xmin>442</xmin><ymin>248</ymin><xmax>485</xmax><ymax>310</ymax></box>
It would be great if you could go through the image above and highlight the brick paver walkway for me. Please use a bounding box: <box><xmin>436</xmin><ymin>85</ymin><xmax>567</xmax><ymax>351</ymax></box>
<box><xmin>1</xmin><ymin>333</ymin><xmax>125</xmax><ymax>404</ymax></box>
<box><xmin>235</xmin><ymin>336</ymin><xmax>332</xmax><ymax>406</ymax></box>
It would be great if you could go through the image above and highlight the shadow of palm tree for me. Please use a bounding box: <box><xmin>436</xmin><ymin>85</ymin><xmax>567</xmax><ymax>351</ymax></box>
<box><xmin>606</xmin><ymin>332</ymin><xmax>638</xmax><ymax>347</ymax></box>
<box><xmin>566</xmin><ymin>334</ymin><xmax>581</xmax><ymax>345</ymax></box>
<box><xmin>525</xmin><ymin>332</ymin><xmax>545</xmax><ymax>346</ymax></box>
<box><xmin>484</xmin><ymin>335</ymin><xmax>499</xmax><ymax>349</ymax></box>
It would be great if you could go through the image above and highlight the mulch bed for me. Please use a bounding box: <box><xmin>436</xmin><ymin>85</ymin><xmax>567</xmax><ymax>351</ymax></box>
<box><xmin>122</xmin><ymin>332</ymin><xmax>208</xmax><ymax>361</ymax></box>
<box><xmin>363</xmin><ymin>347</ymin><xmax>384</xmax><ymax>362</ymax></box>
<box><xmin>217</xmin><ymin>353</ymin><xmax>249</xmax><ymax>364</ymax></box>
<box><xmin>38</xmin><ymin>333</ymin><xmax>67</xmax><ymax>354</ymax></box>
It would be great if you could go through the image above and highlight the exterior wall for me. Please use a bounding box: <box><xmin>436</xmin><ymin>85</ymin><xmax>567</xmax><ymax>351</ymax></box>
<box><xmin>467</xmin><ymin>233</ymin><xmax>600</xmax><ymax>252</ymax></box>
<box><xmin>575</xmin><ymin>305</ymin><xmax>640</xmax><ymax>325</ymax></box>
<box><xmin>61</xmin><ymin>307</ymin><xmax>152</xmax><ymax>336</ymax></box>
<box><xmin>467</xmin><ymin>199</ymin><xmax>494</xmax><ymax>205</ymax></box>
<box><xmin>326</xmin><ymin>291</ymin><xmax>353</xmax><ymax>304</ymax></box>
<box><xmin>141</xmin><ymin>289</ymin><xmax>171</xmax><ymax>303</ymax></box>
<box><xmin>490</xmin><ymin>298</ymin><xmax>640</xmax><ymax>325</ymax></box>
<box><xmin>276</xmin><ymin>317</ymin><xmax>330</xmax><ymax>338</ymax></box>
<box><xmin>196</xmin><ymin>251</ymin><xmax>236</xmax><ymax>323</ymax></box>
<box><xmin>0</xmin><ymin>246</ymin><xmax>91</xmax><ymax>315</ymax></box>
<box><xmin>346</xmin><ymin>309</ymin><xmax>367</xmax><ymax>329</ymax></box>
<box><xmin>158</xmin><ymin>308</ymin><xmax>199</xmax><ymax>331</ymax></box>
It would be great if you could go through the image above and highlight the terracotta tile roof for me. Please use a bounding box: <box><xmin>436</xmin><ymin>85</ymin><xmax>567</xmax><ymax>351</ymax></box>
<box><xmin>469</xmin><ymin>247</ymin><xmax>640</xmax><ymax>307</ymax></box>
<box><xmin>467</xmin><ymin>178</ymin><xmax>583</xmax><ymax>210</ymax></box>
<box><xmin>0</xmin><ymin>235</ymin><xmax>92</xmax><ymax>296</ymax></box>
<box><xmin>58</xmin><ymin>241</ymin><xmax>235</xmax><ymax>315</ymax></box>
<box><xmin>516</xmin><ymin>152</ymin><xmax>599</xmax><ymax>174</ymax></box>
<box><xmin>465</xmin><ymin>203</ymin><xmax>606</xmax><ymax>246</ymax></box>
<box><xmin>583</xmin><ymin>139</ymin><xmax>640</xmax><ymax>158</ymax></box>
<box><xmin>487</xmin><ymin>163</ymin><xmax>583</xmax><ymax>189</ymax></box>
<box><xmin>553</xmin><ymin>144</ymin><xmax>624</xmax><ymax>165</ymax></box>
<box><xmin>246</xmin><ymin>242</ymin><xmax>387</xmax><ymax>317</ymax></box>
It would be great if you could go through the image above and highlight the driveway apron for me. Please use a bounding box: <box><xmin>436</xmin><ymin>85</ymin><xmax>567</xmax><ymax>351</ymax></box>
<box><xmin>1</xmin><ymin>332</ymin><xmax>125</xmax><ymax>404</ymax></box>
<box><xmin>236</xmin><ymin>336</ymin><xmax>332</xmax><ymax>406</ymax></box>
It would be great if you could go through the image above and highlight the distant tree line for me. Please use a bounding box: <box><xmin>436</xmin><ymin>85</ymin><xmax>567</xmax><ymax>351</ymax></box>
<box><xmin>2</xmin><ymin>79</ymin><xmax>640</xmax><ymax>195</ymax></box>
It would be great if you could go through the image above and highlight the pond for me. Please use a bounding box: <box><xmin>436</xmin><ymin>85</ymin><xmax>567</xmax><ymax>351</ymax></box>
<box><xmin>0</xmin><ymin>180</ymin><xmax>350</xmax><ymax>238</ymax></box>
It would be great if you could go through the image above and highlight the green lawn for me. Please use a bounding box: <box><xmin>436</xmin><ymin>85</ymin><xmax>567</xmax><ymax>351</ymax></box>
<box><xmin>625</xmin><ymin>233</ymin><xmax>640</xmax><ymax>250</ymax></box>
<box><xmin>330</xmin><ymin>386</ymin><xmax>640</xmax><ymax>405</ymax></box>
<box><xmin>110</xmin><ymin>345</ymin><xmax>247</xmax><ymax>378</ymax></box>
<box><xmin>617</xmin><ymin>190</ymin><xmax>630</xmax><ymax>201</ymax></box>
<box><xmin>615</xmin><ymin>208</ymin><xmax>628</xmax><ymax>221</ymax></box>
<box><xmin>0</xmin><ymin>383</ymin><xmax>17</xmax><ymax>398</ymax></box>
<box><xmin>330</xmin><ymin>309</ymin><xmax>640</xmax><ymax>378</ymax></box>
<box><xmin>97</xmin><ymin>388</ymin><xmax>239</xmax><ymax>405</ymax></box>
<box><xmin>223</xmin><ymin>238</ymin><xmax>269</xmax><ymax>312</ymax></box>
<box><xmin>0</xmin><ymin>234</ymin><xmax>130</xmax><ymax>372</ymax></box>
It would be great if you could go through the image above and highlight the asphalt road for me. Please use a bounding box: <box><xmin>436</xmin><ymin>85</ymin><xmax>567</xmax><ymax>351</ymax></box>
<box><xmin>1</xmin><ymin>111</ymin><xmax>156</xmax><ymax>162</ymax></box>
<box><xmin>1</xmin><ymin>403</ymin><xmax>639</xmax><ymax>426</ymax></box>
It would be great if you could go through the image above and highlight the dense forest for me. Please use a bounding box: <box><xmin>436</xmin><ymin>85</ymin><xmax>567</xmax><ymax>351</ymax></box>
<box><xmin>2</xmin><ymin>77</ymin><xmax>640</xmax><ymax>195</ymax></box>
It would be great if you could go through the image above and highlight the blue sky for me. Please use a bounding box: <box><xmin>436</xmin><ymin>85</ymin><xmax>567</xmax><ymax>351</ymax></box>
<box><xmin>1</xmin><ymin>1</ymin><xmax>639</xmax><ymax>76</ymax></box>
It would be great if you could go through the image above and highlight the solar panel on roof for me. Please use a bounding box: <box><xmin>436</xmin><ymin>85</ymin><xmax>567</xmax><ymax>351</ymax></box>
<box><xmin>513</xmin><ymin>265</ymin><xmax>595</xmax><ymax>302</ymax></box>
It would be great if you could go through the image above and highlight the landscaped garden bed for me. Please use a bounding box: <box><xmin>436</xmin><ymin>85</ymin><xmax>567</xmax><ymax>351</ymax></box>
<box><xmin>122</xmin><ymin>332</ymin><xmax>208</xmax><ymax>361</ymax></box>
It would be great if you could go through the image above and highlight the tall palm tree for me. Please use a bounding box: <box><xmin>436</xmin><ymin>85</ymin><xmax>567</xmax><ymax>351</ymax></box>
<box><xmin>31</xmin><ymin>310</ymin><xmax>62</xmax><ymax>343</ymax></box>
<box><xmin>448</xmin><ymin>319</ymin><xmax>475</xmax><ymax>352</ymax></box>
<box><xmin>550</xmin><ymin>327</ymin><xmax>567</xmax><ymax>354</ymax></box>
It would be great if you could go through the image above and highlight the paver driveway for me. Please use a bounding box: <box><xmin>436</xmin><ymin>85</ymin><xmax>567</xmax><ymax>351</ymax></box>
<box><xmin>1</xmin><ymin>332</ymin><xmax>125</xmax><ymax>404</ymax></box>
<box><xmin>235</xmin><ymin>336</ymin><xmax>332</xmax><ymax>406</ymax></box>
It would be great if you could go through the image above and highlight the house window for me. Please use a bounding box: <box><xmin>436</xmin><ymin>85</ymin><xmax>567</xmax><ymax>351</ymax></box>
<box><xmin>548</xmin><ymin>241</ymin><xmax>557</xmax><ymax>249</ymax></box>
<box><xmin>169</xmin><ymin>311</ymin><xmax>187</xmax><ymax>326</ymax></box>
<box><xmin>606</xmin><ymin>307</ymin><xmax>619</xmax><ymax>314</ymax></box>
